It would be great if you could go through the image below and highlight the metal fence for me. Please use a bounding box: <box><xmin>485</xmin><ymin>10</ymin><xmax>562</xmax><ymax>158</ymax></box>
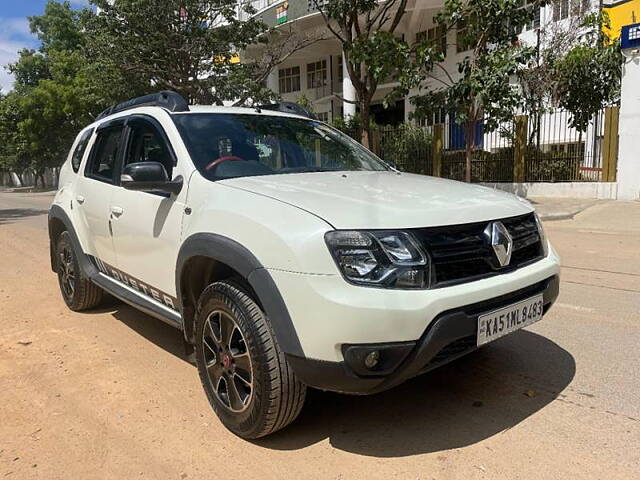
<box><xmin>371</xmin><ymin>125</ymin><xmax>433</xmax><ymax>175</ymax></box>
<box><xmin>361</xmin><ymin>107</ymin><xmax>616</xmax><ymax>183</ymax></box>
<box><xmin>524</xmin><ymin>109</ymin><xmax>605</xmax><ymax>182</ymax></box>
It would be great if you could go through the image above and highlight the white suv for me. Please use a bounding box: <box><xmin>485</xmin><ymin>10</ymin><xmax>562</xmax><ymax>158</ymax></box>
<box><xmin>49</xmin><ymin>91</ymin><xmax>560</xmax><ymax>438</ymax></box>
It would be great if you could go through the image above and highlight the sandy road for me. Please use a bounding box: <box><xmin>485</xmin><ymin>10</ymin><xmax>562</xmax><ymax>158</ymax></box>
<box><xmin>1</xmin><ymin>191</ymin><xmax>639</xmax><ymax>479</ymax></box>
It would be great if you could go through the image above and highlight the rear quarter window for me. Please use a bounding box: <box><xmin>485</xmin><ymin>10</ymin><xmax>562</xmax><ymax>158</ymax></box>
<box><xmin>71</xmin><ymin>129</ymin><xmax>94</xmax><ymax>173</ymax></box>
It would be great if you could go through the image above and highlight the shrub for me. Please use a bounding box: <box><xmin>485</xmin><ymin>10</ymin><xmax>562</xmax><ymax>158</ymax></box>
<box><xmin>376</xmin><ymin>124</ymin><xmax>432</xmax><ymax>174</ymax></box>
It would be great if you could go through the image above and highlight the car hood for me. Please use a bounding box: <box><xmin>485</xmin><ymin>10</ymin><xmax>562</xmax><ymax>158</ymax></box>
<box><xmin>220</xmin><ymin>171</ymin><xmax>532</xmax><ymax>229</ymax></box>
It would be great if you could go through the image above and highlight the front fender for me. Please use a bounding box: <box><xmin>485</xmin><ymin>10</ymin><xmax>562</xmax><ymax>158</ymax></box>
<box><xmin>176</xmin><ymin>233</ymin><xmax>304</xmax><ymax>357</ymax></box>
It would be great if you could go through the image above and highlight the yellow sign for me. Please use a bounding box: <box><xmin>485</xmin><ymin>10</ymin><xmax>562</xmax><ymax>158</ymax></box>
<box><xmin>604</xmin><ymin>0</ymin><xmax>640</xmax><ymax>39</ymax></box>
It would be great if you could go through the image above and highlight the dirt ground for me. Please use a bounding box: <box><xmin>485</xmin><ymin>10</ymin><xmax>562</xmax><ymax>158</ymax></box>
<box><xmin>1</xmin><ymin>191</ymin><xmax>639</xmax><ymax>479</ymax></box>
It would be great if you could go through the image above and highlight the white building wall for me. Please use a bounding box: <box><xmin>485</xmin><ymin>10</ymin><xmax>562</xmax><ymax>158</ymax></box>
<box><xmin>617</xmin><ymin>49</ymin><xmax>640</xmax><ymax>200</ymax></box>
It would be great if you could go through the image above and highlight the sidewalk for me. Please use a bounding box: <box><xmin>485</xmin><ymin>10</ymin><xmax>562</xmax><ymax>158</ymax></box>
<box><xmin>529</xmin><ymin>197</ymin><xmax>603</xmax><ymax>221</ymax></box>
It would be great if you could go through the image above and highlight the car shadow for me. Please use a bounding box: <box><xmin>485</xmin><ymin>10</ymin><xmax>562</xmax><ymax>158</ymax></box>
<box><xmin>259</xmin><ymin>330</ymin><xmax>575</xmax><ymax>457</ymax></box>
<box><xmin>90</xmin><ymin>298</ymin><xmax>190</xmax><ymax>362</ymax></box>
<box><xmin>0</xmin><ymin>208</ymin><xmax>50</xmax><ymax>225</ymax></box>
<box><xmin>97</xmin><ymin>300</ymin><xmax>575</xmax><ymax>457</ymax></box>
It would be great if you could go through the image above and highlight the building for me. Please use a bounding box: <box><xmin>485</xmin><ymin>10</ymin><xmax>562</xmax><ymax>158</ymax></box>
<box><xmin>242</xmin><ymin>0</ymin><xmax>618</xmax><ymax>127</ymax></box>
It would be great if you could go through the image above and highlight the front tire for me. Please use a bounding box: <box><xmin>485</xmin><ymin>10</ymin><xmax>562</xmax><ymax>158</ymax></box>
<box><xmin>195</xmin><ymin>281</ymin><xmax>306</xmax><ymax>439</ymax></box>
<box><xmin>55</xmin><ymin>231</ymin><xmax>104</xmax><ymax>311</ymax></box>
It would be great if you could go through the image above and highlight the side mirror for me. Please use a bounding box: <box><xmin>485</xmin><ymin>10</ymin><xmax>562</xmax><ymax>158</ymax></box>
<box><xmin>121</xmin><ymin>162</ymin><xmax>183</xmax><ymax>195</ymax></box>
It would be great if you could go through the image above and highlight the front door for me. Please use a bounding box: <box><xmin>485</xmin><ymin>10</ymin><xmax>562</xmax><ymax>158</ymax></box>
<box><xmin>74</xmin><ymin>122</ymin><xmax>125</xmax><ymax>268</ymax></box>
<box><xmin>109</xmin><ymin>115</ymin><xmax>190</xmax><ymax>312</ymax></box>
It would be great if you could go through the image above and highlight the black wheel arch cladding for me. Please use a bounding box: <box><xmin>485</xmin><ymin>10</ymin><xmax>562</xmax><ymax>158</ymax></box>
<box><xmin>176</xmin><ymin>232</ymin><xmax>304</xmax><ymax>357</ymax></box>
<box><xmin>49</xmin><ymin>207</ymin><xmax>305</xmax><ymax>358</ymax></box>
<box><xmin>48</xmin><ymin>204</ymin><xmax>99</xmax><ymax>278</ymax></box>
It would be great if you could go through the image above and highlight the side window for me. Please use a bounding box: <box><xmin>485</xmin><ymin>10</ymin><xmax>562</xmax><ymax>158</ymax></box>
<box><xmin>71</xmin><ymin>129</ymin><xmax>93</xmax><ymax>173</ymax></box>
<box><xmin>125</xmin><ymin>120</ymin><xmax>173</xmax><ymax>178</ymax></box>
<box><xmin>86</xmin><ymin>126</ymin><xmax>124</xmax><ymax>183</ymax></box>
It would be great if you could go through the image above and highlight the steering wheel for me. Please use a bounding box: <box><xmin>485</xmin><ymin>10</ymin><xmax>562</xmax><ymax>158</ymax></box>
<box><xmin>204</xmin><ymin>155</ymin><xmax>244</xmax><ymax>171</ymax></box>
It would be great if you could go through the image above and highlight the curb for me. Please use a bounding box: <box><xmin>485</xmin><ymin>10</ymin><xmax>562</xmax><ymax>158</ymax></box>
<box><xmin>537</xmin><ymin>211</ymin><xmax>579</xmax><ymax>221</ymax></box>
<box><xmin>536</xmin><ymin>201</ymin><xmax>599</xmax><ymax>222</ymax></box>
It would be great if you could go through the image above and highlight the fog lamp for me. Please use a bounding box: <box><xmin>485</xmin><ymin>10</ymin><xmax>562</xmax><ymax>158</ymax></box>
<box><xmin>364</xmin><ymin>350</ymin><xmax>380</xmax><ymax>369</ymax></box>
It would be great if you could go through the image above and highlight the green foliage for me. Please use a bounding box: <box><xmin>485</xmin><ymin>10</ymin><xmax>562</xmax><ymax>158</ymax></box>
<box><xmin>441</xmin><ymin>149</ymin><xmax>514</xmax><ymax>182</ymax></box>
<box><xmin>438</xmin><ymin>145</ymin><xmax>580</xmax><ymax>183</ymax></box>
<box><xmin>295</xmin><ymin>94</ymin><xmax>315</xmax><ymax>113</ymax></box>
<box><xmin>316</xmin><ymin>0</ymin><xmax>412</xmax><ymax>145</ymax></box>
<box><xmin>7</xmin><ymin>50</ymin><xmax>50</xmax><ymax>91</ymax></box>
<box><xmin>0</xmin><ymin>93</ymin><xmax>31</xmax><ymax>179</ymax></box>
<box><xmin>0</xmin><ymin>1</ymin><xmax>108</xmax><ymax>186</ymax></box>
<box><xmin>410</xmin><ymin>0</ymin><xmax>545</xmax><ymax>129</ymax></box>
<box><xmin>551</xmin><ymin>12</ymin><xmax>622</xmax><ymax>132</ymax></box>
<box><xmin>380</xmin><ymin>125</ymin><xmax>432</xmax><ymax>173</ymax></box>
<box><xmin>87</xmin><ymin>0</ymin><xmax>275</xmax><ymax>105</ymax></box>
<box><xmin>29</xmin><ymin>0</ymin><xmax>86</xmax><ymax>53</ymax></box>
<box><xmin>402</xmin><ymin>0</ymin><xmax>547</xmax><ymax>181</ymax></box>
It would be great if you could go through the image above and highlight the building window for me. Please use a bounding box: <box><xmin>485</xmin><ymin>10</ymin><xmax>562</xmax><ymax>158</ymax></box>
<box><xmin>337</xmin><ymin>55</ymin><xmax>343</xmax><ymax>83</ymax></box>
<box><xmin>553</xmin><ymin>0</ymin><xmax>570</xmax><ymax>21</ymax></box>
<box><xmin>553</xmin><ymin>0</ymin><xmax>590</xmax><ymax>22</ymax></box>
<box><xmin>316</xmin><ymin>112</ymin><xmax>329</xmax><ymax>122</ymax></box>
<box><xmin>420</xmin><ymin>108</ymin><xmax>447</xmax><ymax>127</ymax></box>
<box><xmin>522</xmin><ymin>0</ymin><xmax>541</xmax><ymax>31</ymax></box>
<box><xmin>456</xmin><ymin>17</ymin><xmax>472</xmax><ymax>53</ymax></box>
<box><xmin>279</xmin><ymin>66</ymin><xmax>300</xmax><ymax>94</ymax></box>
<box><xmin>417</xmin><ymin>25</ymin><xmax>447</xmax><ymax>57</ymax></box>
<box><xmin>307</xmin><ymin>60</ymin><xmax>327</xmax><ymax>89</ymax></box>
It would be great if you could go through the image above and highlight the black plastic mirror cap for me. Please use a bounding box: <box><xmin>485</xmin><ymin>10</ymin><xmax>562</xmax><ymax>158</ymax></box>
<box><xmin>121</xmin><ymin>173</ymin><xmax>184</xmax><ymax>195</ymax></box>
<box><xmin>342</xmin><ymin>341</ymin><xmax>416</xmax><ymax>377</ymax></box>
<box><xmin>122</xmin><ymin>161</ymin><xmax>169</xmax><ymax>182</ymax></box>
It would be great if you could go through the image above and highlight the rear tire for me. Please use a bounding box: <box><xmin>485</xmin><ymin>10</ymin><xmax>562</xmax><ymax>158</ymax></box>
<box><xmin>194</xmin><ymin>281</ymin><xmax>306</xmax><ymax>439</ymax></box>
<box><xmin>55</xmin><ymin>231</ymin><xmax>103</xmax><ymax>311</ymax></box>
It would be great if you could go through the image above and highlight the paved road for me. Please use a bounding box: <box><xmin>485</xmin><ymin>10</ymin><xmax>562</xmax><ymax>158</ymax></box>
<box><xmin>1</xmin><ymin>190</ymin><xmax>639</xmax><ymax>479</ymax></box>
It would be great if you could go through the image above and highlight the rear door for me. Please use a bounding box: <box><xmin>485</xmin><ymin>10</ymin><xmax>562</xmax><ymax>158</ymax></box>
<box><xmin>109</xmin><ymin>114</ymin><xmax>189</xmax><ymax>311</ymax></box>
<box><xmin>74</xmin><ymin>119</ymin><xmax>125</xmax><ymax>267</ymax></box>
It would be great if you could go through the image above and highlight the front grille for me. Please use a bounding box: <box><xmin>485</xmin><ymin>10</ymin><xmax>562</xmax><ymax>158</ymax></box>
<box><xmin>422</xmin><ymin>336</ymin><xmax>477</xmax><ymax>372</ymax></box>
<box><xmin>412</xmin><ymin>213</ymin><xmax>543</xmax><ymax>288</ymax></box>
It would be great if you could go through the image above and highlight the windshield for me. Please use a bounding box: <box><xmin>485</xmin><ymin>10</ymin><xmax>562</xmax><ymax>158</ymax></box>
<box><xmin>172</xmin><ymin>113</ymin><xmax>390</xmax><ymax>180</ymax></box>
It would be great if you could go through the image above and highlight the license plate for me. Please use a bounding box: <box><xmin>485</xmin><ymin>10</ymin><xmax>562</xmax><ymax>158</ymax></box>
<box><xmin>477</xmin><ymin>295</ymin><xmax>544</xmax><ymax>346</ymax></box>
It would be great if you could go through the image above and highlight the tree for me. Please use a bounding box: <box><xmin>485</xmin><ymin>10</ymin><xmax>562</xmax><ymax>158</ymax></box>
<box><xmin>87</xmin><ymin>0</ymin><xmax>319</xmax><ymax>106</ymax></box>
<box><xmin>0</xmin><ymin>92</ymin><xmax>31</xmax><ymax>186</ymax></box>
<box><xmin>0</xmin><ymin>1</ymin><xmax>106</xmax><ymax>188</ymax></box>
<box><xmin>549</xmin><ymin>11</ymin><xmax>622</xmax><ymax>132</ymax></box>
<box><xmin>517</xmin><ymin>7</ymin><xmax>622</xmax><ymax>141</ymax></box>
<box><xmin>403</xmin><ymin>0</ymin><xmax>546</xmax><ymax>182</ymax></box>
<box><xmin>313</xmin><ymin>0</ymin><xmax>414</xmax><ymax>147</ymax></box>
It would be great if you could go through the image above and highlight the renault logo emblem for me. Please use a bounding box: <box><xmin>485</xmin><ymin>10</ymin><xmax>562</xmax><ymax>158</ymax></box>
<box><xmin>484</xmin><ymin>221</ymin><xmax>513</xmax><ymax>268</ymax></box>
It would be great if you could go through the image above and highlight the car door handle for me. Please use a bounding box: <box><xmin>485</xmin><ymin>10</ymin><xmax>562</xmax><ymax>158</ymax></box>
<box><xmin>76</xmin><ymin>195</ymin><xmax>85</xmax><ymax>204</ymax></box>
<box><xmin>110</xmin><ymin>206</ymin><xmax>124</xmax><ymax>217</ymax></box>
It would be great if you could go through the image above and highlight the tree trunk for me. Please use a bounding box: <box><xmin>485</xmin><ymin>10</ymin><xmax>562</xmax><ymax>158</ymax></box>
<box><xmin>360</xmin><ymin>100</ymin><xmax>371</xmax><ymax>149</ymax></box>
<box><xmin>39</xmin><ymin>173</ymin><xmax>46</xmax><ymax>189</ymax></box>
<box><xmin>463</xmin><ymin>120</ymin><xmax>476</xmax><ymax>183</ymax></box>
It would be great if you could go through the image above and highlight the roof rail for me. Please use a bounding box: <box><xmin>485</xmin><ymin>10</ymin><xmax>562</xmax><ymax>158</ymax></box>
<box><xmin>257</xmin><ymin>101</ymin><xmax>317</xmax><ymax>120</ymax></box>
<box><xmin>96</xmin><ymin>91</ymin><xmax>189</xmax><ymax>120</ymax></box>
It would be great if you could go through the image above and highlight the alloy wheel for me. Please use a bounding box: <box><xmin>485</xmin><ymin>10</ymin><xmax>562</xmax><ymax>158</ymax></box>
<box><xmin>58</xmin><ymin>245</ymin><xmax>75</xmax><ymax>299</ymax></box>
<box><xmin>202</xmin><ymin>310</ymin><xmax>253</xmax><ymax>413</ymax></box>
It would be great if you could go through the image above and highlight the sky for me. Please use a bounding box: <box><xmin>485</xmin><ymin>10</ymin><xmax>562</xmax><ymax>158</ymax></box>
<box><xmin>0</xmin><ymin>0</ymin><xmax>91</xmax><ymax>92</ymax></box>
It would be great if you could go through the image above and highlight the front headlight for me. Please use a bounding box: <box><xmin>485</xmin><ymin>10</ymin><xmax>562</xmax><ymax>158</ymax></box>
<box><xmin>325</xmin><ymin>230</ymin><xmax>431</xmax><ymax>289</ymax></box>
<box><xmin>534</xmin><ymin>212</ymin><xmax>549</xmax><ymax>257</ymax></box>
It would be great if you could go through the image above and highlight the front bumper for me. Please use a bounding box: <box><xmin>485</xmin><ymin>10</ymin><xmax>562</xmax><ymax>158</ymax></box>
<box><xmin>286</xmin><ymin>275</ymin><xmax>559</xmax><ymax>395</ymax></box>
